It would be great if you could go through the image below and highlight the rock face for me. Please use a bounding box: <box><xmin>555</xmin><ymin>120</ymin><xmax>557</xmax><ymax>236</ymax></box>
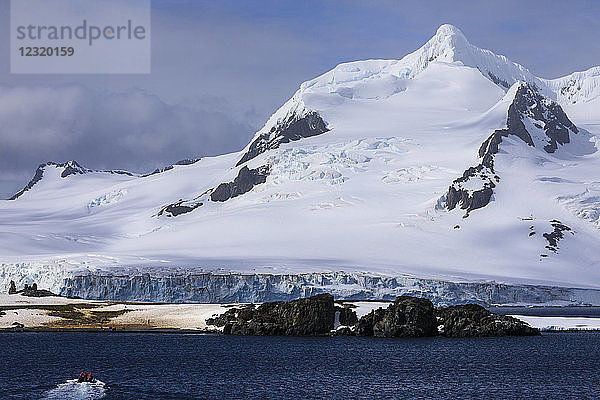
<box><xmin>158</xmin><ymin>164</ymin><xmax>270</xmax><ymax>217</ymax></box>
<box><xmin>143</xmin><ymin>158</ymin><xmax>201</xmax><ymax>177</ymax></box>
<box><xmin>210</xmin><ymin>165</ymin><xmax>270</xmax><ymax>202</ymax></box>
<box><xmin>355</xmin><ymin>296</ymin><xmax>438</xmax><ymax>338</ymax></box>
<box><xmin>158</xmin><ymin>200</ymin><xmax>203</xmax><ymax>217</ymax></box>
<box><xmin>236</xmin><ymin>110</ymin><xmax>329</xmax><ymax>166</ymax></box>
<box><xmin>445</xmin><ymin>82</ymin><xmax>579</xmax><ymax>217</ymax></box>
<box><xmin>436</xmin><ymin>304</ymin><xmax>540</xmax><ymax>337</ymax></box>
<box><xmin>208</xmin><ymin>293</ymin><xmax>335</xmax><ymax>336</ymax></box>
<box><xmin>543</xmin><ymin>220</ymin><xmax>573</xmax><ymax>253</ymax></box>
<box><xmin>337</xmin><ymin>305</ymin><xmax>358</xmax><ymax>326</ymax></box>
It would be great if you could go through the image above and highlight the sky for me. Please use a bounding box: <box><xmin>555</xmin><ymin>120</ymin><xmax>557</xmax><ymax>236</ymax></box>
<box><xmin>1</xmin><ymin>0</ymin><xmax>599</xmax><ymax>198</ymax></box>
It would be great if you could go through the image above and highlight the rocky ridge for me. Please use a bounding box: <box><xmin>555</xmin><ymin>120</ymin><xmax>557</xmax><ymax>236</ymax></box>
<box><xmin>445</xmin><ymin>82</ymin><xmax>579</xmax><ymax>217</ymax></box>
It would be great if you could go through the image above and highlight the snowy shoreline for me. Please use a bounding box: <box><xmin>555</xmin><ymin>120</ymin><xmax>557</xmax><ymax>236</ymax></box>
<box><xmin>1</xmin><ymin>294</ymin><xmax>599</xmax><ymax>333</ymax></box>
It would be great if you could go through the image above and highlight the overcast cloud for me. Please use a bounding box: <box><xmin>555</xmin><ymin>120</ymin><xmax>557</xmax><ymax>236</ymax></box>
<box><xmin>0</xmin><ymin>0</ymin><xmax>599</xmax><ymax>198</ymax></box>
<box><xmin>0</xmin><ymin>84</ymin><xmax>254</xmax><ymax>196</ymax></box>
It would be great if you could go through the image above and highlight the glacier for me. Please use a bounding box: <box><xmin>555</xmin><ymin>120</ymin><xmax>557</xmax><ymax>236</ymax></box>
<box><xmin>2</xmin><ymin>262</ymin><xmax>600</xmax><ymax>306</ymax></box>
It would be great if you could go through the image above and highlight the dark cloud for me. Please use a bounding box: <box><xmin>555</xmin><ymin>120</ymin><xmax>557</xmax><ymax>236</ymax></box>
<box><xmin>0</xmin><ymin>84</ymin><xmax>254</xmax><ymax>198</ymax></box>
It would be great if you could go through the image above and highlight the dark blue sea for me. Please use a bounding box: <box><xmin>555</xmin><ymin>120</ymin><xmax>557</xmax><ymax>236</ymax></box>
<box><xmin>0</xmin><ymin>332</ymin><xmax>599</xmax><ymax>399</ymax></box>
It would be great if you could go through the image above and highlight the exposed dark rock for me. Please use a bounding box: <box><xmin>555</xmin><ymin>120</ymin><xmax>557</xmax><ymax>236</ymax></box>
<box><xmin>353</xmin><ymin>297</ymin><xmax>538</xmax><ymax>338</ymax></box>
<box><xmin>158</xmin><ymin>200</ymin><xmax>203</xmax><ymax>217</ymax></box>
<box><xmin>60</xmin><ymin>160</ymin><xmax>89</xmax><ymax>178</ymax></box>
<box><xmin>9</xmin><ymin>280</ymin><xmax>16</xmax><ymax>295</ymax></box>
<box><xmin>355</xmin><ymin>296</ymin><xmax>438</xmax><ymax>338</ymax></box>
<box><xmin>10</xmin><ymin>281</ymin><xmax>57</xmax><ymax>297</ymax></box>
<box><xmin>20</xmin><ymin>288</ymin><xmax>57</xmax><ymax>297</ymax></box>
<box><xmin>336</xmin><ymin>305</ymin><xmax>358</xmax><ymax>326</ymax></box>
<box><xmin>143</xmin><ymin>158</ymin><xmax>201</xmax><ymax>177</ymax></box>
<box><xmin>208</xmin><ymin>294</ymin><xmax>335</xmax><ymax>336</ymax></box>
<box><xmin>445</xmin><ymin>83</ymin><xmax>578</xmax><ymax>216</ymax></box>
<box><xmin>156</xmin><ymin>163</ymin><xmax>267</xmax><ymax>218</ymax></box>
<box><xmin>487</xmin><ymin>72</ymin><xmax>511</xmax><ymax>89</ymax></box>
<box><xmin>436</xmin><ymin>304</ymin><xmax>540</xmax><ymax>337</ymax></box>
<box><xmin>237</xmin><ymin>110</ymin><xmax>329</xmax><ymax>166</ymax></box>
<box><xmin>210</xmin><ymin>165</ymin><xmax>270</xmax><ymax>202</ymax></box>
<box><xmin>510</xmin><ymin>85</ymin><xmax>577</xmax><ymax>153</ymax></box>
<box><xmin>9</xmin><ymin>163</ymin><xmax>47</xmax><ymax>200</ymax></box>
<box><xmin>206</xmin><ymin>304</ymin><xmax>255</xmax><ymax>327</ymax></box>
<box><xmin>543</xmin><ymin>220</ymin><xmax>573</xmax><ymax>253</ymax></box>
<box><xmin>11</xmin><ymin>322</ymin><xmax>25</xmax><ymax>330</ymax></box>
<box><xmin>446</xmin><ymin>167</ymin><xmax>495</xmax><ymax>216</ymax></box>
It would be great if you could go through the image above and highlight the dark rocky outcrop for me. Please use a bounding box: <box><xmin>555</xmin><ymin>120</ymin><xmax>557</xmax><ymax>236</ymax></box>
<box><xmin>10</xmin><ymin>165</ymin><xmax>46</xmax><ymax>200</ymax></box>
<box><xmin>8</xmin><ymin>281</ymin><xmax>57</xmax><ymax>297</ymax></box>
<box><xmin>354</xmin><ymin>297</ymin><xmax>538</xmax><ymax>338</ymax></box>
<box><xmin>237</xmin><ymin>110</ymin><xmax>329</xmax><ymax>166</ymax></box>
<box><xmin>543</xmin><ymin>220</ymin><xmax>573</xmax><ymax>253</ymax></box>
<box><xmin>210</xmin><ymin>165</ymin><xmax>270</xmax><ymax>202</ymax></box>
<box><xmin>445</xmin><ymin>83</ymin><xmax>579</xmax><ymax>216</ymax></box>
<box><xmin>206</xmin><ymin>294</ymin><xmax>537</xmax><ymax>338</ymax></box>
<box><xmin>21</xmin><ymin>288</ymin><xmax>56</xmax><ymax>297</ymax></box>
<box><xmin>143</xmin><ymin>158</ymin><xmax>201</xmax><ymax>177</ymax></box>
<box><xmin>355</xmin><ymin>296</ymin><xmax>438</xmax><ymax>338</ymax></box>
<box><xmin>10</xmin><ymin>322</ymin><xmax>24</xmax><ymax>331</ymax></box>
<box><xmin>60</xmin><ymin>160</ymin><xmax>89</xmax><ymax>178</ymax></box>
<box><xmin>337</xmin><ymin>305</ymin><xmax>358</xmax><ymax>326</ymax></box>
<box><xmin>207</xmin><ymin>293</ymin><xmax>335</xmax><ymax>336</ymax></box>
<box><xmin>156</xmin><ymin>164</ymin><xmax>269</xmax><ymax>217</ymax></box>
<box><xmin>446</xmin><ymin>167</ymin><xmax>497</xmax><ymax>216</ymax></box>
<box><xmin>511</xmin><ymin>85</ymin><xmax>577</xmax><ymax>153</ymax></box>
<box><xmin>158</xmin><ymin>200</ymin><xmax>203</xmax><ymax>217</ymax></box>
<box><xmin>436</xmin><ymin>304</ymin><xmax>539</xmax><ymax>337</ymax></box>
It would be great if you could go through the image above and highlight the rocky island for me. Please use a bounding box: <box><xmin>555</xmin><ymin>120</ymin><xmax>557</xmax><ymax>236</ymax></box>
<box><xmin>206</xmin><ymin>294</ymin><xmax>539</xmax><ymax>337</ymax></box>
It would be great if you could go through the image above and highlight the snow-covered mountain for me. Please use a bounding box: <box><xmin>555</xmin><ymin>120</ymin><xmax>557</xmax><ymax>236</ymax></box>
<box><xmin>2</xmin><ymin>25</ymin><xmax>600</xmax><ymax>304</ymax></box>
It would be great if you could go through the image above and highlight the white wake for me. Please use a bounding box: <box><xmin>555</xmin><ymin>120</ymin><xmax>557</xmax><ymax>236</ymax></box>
<box><xmin>43</xmin><ymin>379</ymin><xmax>106</xmax><ymax>400</ymax></box>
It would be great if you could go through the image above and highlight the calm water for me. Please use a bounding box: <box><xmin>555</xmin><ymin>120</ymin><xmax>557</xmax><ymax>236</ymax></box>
<box><xmin>0</xmin><ymin>332</ymin><xmax>599</xmax><ymax>399</ymax></box>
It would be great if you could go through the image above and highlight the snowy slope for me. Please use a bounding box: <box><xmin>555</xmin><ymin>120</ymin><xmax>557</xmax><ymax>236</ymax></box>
<box><xmin>543</xmin><ymin>66</ymin><xmax>600</xmax><ymax>104</ymax></box>
<box><xmin>1</xmin><ymin>25</ymin><xmax>600</xmax><ymax>302</ymax></box>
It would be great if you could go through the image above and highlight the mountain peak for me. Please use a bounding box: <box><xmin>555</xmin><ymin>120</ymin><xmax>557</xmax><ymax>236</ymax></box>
<box><xmin>9</xmin><ymin>160</ymin><xmax>136</xmax><ymax>200</ymax></box>
<box><xmin>434</xmin><ymin>24</ymin><xmax>468</xmax><ymax>44</ymax></box>
<box><xmin>418</xmin><ymin>23</ymin><xmax>470</xmax><ymax>63</ymax></box>
<box><xmin>392</xmin><ymin>24</ymin><xmax>547</xmax><ymax>93</ymax></box>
